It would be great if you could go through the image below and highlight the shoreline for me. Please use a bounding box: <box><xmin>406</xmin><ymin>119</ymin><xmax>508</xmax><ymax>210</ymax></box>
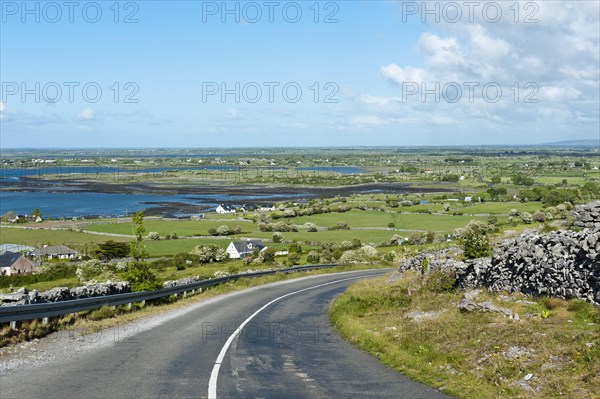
<box><xmin>1</xmin><ymin>179</ymin><xmax>453</xmax><ymax>218</ymax></box>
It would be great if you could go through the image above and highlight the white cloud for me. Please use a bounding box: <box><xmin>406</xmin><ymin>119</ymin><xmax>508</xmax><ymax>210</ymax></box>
<box><xmin>77</xmin><ymin>108</ymin><xmax>96</xmax><ymax>121</ymax></box>
<box><xmin>540</xmin><ymin>87</ymin><xmax>581</xmax><ymax>102</ymax></box>
<box><xmin>381</xmin><ymin>64</ymin><xmax>431</xmax><ymax>85</ymax></box>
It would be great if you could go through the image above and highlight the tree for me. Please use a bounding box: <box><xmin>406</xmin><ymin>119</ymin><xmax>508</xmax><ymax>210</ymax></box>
<box><xmin>1</xmin><ymin>211</ymin><xmax>16</xmax><ymax>222</ymax></box>
<box><xmin>93</xmin><ymin>240</ymin><xmax>130</xmax><ymax>261</ymax></box>
<box><xmin>130</xmin><ymin>210</ymin><xmax>148</xmax><ymax>262</ymax></box>
<box><xmin>123</xmin><ymin>210</ymin><xmax>161</xmax><ymax>291</ymax></box>
<box><xmin>32</xmin><ymin>208</ymin><xmax>42</xmax><ymax>218</ymax></box>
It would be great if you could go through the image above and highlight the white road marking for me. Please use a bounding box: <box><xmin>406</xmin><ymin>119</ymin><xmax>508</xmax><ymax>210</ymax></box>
<box><xmin>207</xmin><ymin>274</ymin><xmax>374</xmax><ymax>399</ymax></box>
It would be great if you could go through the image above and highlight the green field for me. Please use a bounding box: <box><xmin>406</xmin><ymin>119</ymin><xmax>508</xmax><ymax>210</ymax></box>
<box><xmin>291</xmin><ymin>210</ymin><xmax>492</xmax><ymax>233</ymax></box>
<box><xmin>83</xmin><ymin>219</ymin><xmax>254</xmax><ymax>237</ymax></box>
<box><xmin>0</xmin><ymin>227</ymin><xmax>131</xmax><ymax>246</ymax></box>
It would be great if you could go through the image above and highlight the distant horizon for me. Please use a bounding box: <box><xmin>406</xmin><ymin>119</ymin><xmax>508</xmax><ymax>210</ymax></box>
<box><xmin>1</xmin><ymin>138</ymin><xmax>599</xmax><ymax>152</ymax></box>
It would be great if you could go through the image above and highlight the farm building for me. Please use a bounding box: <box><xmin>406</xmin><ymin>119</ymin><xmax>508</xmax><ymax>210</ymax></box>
<box><xmin>226</xmin><ymin>239</ymin><xmax>266</xmax><ymax>259</ymax></box>
<box><xmin>216</xmin><ymin>205</ymin><xmax>236</xmax><ymax>214</ymax></box>
<box><xmin>0</xmin><ymin>251</ymin><xmax>36</xmax><ymax>275</ymax></box>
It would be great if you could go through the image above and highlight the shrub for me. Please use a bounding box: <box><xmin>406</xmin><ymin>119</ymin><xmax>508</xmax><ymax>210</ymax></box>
<box><xmin>423</xmin><ymin>271</ymin><xmax>457</xmax><ymax>293</ymax></box>
<box><xmin>287</xmin><ymin>252</ymin><xmax>301</xmax><ymax>266</ymax></box>
<box><xmin>306</xmin><ymin>251</ymin><xmax>320</xmax><ymax>263</ymax></box>
<box><xmin>273</xmin><ymin>221</ymin><xmax>296</xmax><ymax>232</ymax></box>
<box><xmin>272</xmin><ymin>232</ymin><xmax>284</xmax><ymax>243</ymax></box>
<box><xmin>388</xmin><ymin>222</ymin><xmax>396</xmax><ymax>228</ymax></box>
<box><xmin>407</xmin><ymin>233</ymin><xmax>427</xmax><ymax>245</ymax></box>
<box><xmin>189</xmin><ymin>245</ymin><xmax>229</xmax><ymax>263</ymax></box>
<box><xmin>289</xmin><ymin>242</ymin><xmax>302</xmax><ymax>253</ymax></box>
<box><xmin>462</xmin><ymin>232</ymin><xmax>491</xmax><ymax>259</ymax></box>
<box><xmin>532</xmin><ymin>210</ymin><xmax>546</xmax><ymax>222</ymax></box>
<box><xmin>338</xmin><ymin>245</ymin><xmax>379</xmax><ymax>265</ymax></box>
<box><xmin>93</xmin><ymin>240</ymin><xmax>130</xmax><ymax>260</ymax></box>
<box><xmin>147</xmin><ymin>232</ymin><xmax>160</xmax><ymax>240</ymax></box>
<box><xmin>520</xmin><ymin>212</ymin><xmax>533</xmax><ymax>224</ymax></box>
<box><xmin>216</xmin><ymin>225</ymin><xmax>232</xmax><ymax>236</ymax></box>
<box><xmin>258</xmin><ymin>222</ymin><xmax>273</xmax><ymax>232</ymax></box>
<box><xmin>329</xmin><ymin>221</ymin><xmax>350</xmax><ymax>230</ymax></box>
<box><xmin>341</xmin><ymin>241</ymin><xmax>354</xmax><ymax>250</ymax></box>
<box><xmin>208</xmin><ymin>228</ymin><xmax>217</xmax><ymax>235</ymax></box>
<box><xmin>170</xmin><ymin>232</ymin><xmax>178</xmax><ymax>239</ymax></box>
<box><xmin>259</xmin><ymin>247</ymin><xmax>276</xmax><ymax>263</ymax></box>
<box><xmin>76</xmin><ymin>259</ymin><xmax>114</xmax><ymax>284</ymax></box>
<box><xmin>124</xmin><ymin>263</ymin><xmax>162</xmax><ymax>292</ymax></box>
<box><xmin>304</xmin><ymin>222</ymin><xmax>318</xmax><ymax>232</ymax></box>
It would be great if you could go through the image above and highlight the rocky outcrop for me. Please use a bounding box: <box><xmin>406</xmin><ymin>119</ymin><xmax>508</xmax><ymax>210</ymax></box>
<box><xmin>0</xmin><ymin>281</ymin><xmax>131</xmax><ymax>306</ymax></box>
<box><xmin>455</xmin><ymin>227</ymin><xmax>600</xmax><ymax>305</ymax></box>
<box><xmin>397</xmin><ymin>247</ymin><xmax>466</xmax><ymax>274</ymax></box>
<box><xmin>574</xmin><ymin>200</ymin><xmax>600</xmax><ymax>228</ymax></box>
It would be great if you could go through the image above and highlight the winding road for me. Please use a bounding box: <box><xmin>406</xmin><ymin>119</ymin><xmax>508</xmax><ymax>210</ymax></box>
<box><xmin>0</xmin><ymin>269</ymin><xmax>452</xmax><ymax>398</ymax></box>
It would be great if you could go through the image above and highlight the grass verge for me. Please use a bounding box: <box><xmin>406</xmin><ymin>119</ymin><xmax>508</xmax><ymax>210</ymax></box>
<box><xmin>329</xmin><ymin>271</ymin><xmax>600</xmax><ymax>399</ymax></box>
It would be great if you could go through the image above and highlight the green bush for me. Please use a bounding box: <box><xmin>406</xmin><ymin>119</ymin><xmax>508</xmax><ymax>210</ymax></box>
<box><xmin>462</xmin><ymin>232</ymin><xmax>492</xmax><ymax>259</ymax></box>
<box><xmin>423</xmin><ymin>271</ymin><xmax>457</xmax><ymax>293</ymax></box>
<box><xmin>123</xmin><ymin>263</ymin><xmax>162</xmax><ymax>292</ymax></box>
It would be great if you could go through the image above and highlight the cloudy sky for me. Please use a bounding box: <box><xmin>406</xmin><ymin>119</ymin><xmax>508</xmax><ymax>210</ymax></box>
<box><xmin>1</xmin><ymin>1</ymin><xmax>598</xmax><ymax>147</ymax></box>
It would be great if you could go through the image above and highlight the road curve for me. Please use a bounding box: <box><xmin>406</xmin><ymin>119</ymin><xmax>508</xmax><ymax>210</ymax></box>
<box><xmin>0</xmin><ymin>269</ymin><xmax>453</xmax><ymax>399</ymax></box>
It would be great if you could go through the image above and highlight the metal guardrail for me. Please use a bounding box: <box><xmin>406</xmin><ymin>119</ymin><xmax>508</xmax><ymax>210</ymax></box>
<box><xmin>0</xmin><ymin>264</ymin><xmax>338</xmax><ymax>324</ymax></box>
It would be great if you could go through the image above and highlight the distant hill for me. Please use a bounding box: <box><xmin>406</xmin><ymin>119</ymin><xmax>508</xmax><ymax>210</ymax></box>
<box><xmin>539</xmin><ymin>139</ymin><xmax>599</xmax><ymax>147</ymax></box>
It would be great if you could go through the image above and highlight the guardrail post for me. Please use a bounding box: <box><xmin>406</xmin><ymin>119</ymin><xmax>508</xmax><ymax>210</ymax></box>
<box><xmin>173</xmin><ymin>293</ymin><xmax>178</xmax><ymax>299</ymax></box>
<box><xmin>183</xmin><ymin>291</ymin><xmax>187</xmax><ymax>298</ymax></box>
<box><xmin>192</xmin><ymin>289</ymin><xmax>196</xmax><ymax>294</ymax></box>
<box><xmin>10</xmin><ymin>321</ymin><xmax>17</xmax><ymax>330</ymax></box>
<box><xmin>42</xmin><ymin>317</ymin><xmax>49</xmax><ymax>325</ymax></box>
<box><xmin>127</xmin><ymin>303</ymin><xmax>132</xmax><ymax>310</ymax></box>
<box><xmin>140</xmin><ymin>300</ymin><xmax>145</xmax><ymax>307</ymax></box>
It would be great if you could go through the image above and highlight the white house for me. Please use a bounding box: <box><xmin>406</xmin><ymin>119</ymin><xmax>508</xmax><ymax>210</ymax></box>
<box><xmin>226</xmin><ymin>239</ymin><xmax>266</xmax><ymax>259</ymax></box>
<box><xmin>32</xmin><ymin>245</ymin><xmax>78</xmax><ymax>260</ymax></box>
<box><xmin>258</xmin><ymin>205</ymin><xmax>276</xmax><ymax>212</ymax></box>
<box><xmin>216</xmin><ymin>204</ymin><xmax>235</xmax><ymax>214</ymax></box>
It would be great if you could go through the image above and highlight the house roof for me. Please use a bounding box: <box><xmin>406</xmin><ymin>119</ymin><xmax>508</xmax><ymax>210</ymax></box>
<box><xmin>0</xmin><ymin>251</ymin><xmax>23</xmax><ymax>268</ymax></box>
<box><xmin>163</xmin><ymin>213</ymin><xmax>192</xmax><ymax>219</ymax></box>
<box><xmin>231</xmin><ymin>240</ymin><xmax>265</xmax><ymax>254</ymax></box>
<box><xmin>33</xmin><ymin>245</ymin><xmax>77</xmax><ymax>256</ymax></box>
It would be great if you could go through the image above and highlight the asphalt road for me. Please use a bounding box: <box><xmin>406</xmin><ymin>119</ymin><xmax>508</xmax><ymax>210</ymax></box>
<box><xmin>0</xmin><ymin>269</ymin><xmax>453</xmax><ymax>399</ymax></box>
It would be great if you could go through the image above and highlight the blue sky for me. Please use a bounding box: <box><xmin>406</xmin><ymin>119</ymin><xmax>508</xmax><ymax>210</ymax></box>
<box><xmin>1</xmin><ymin>1</ymin><xmax>599</xmax><ymax>147</ymax></box>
